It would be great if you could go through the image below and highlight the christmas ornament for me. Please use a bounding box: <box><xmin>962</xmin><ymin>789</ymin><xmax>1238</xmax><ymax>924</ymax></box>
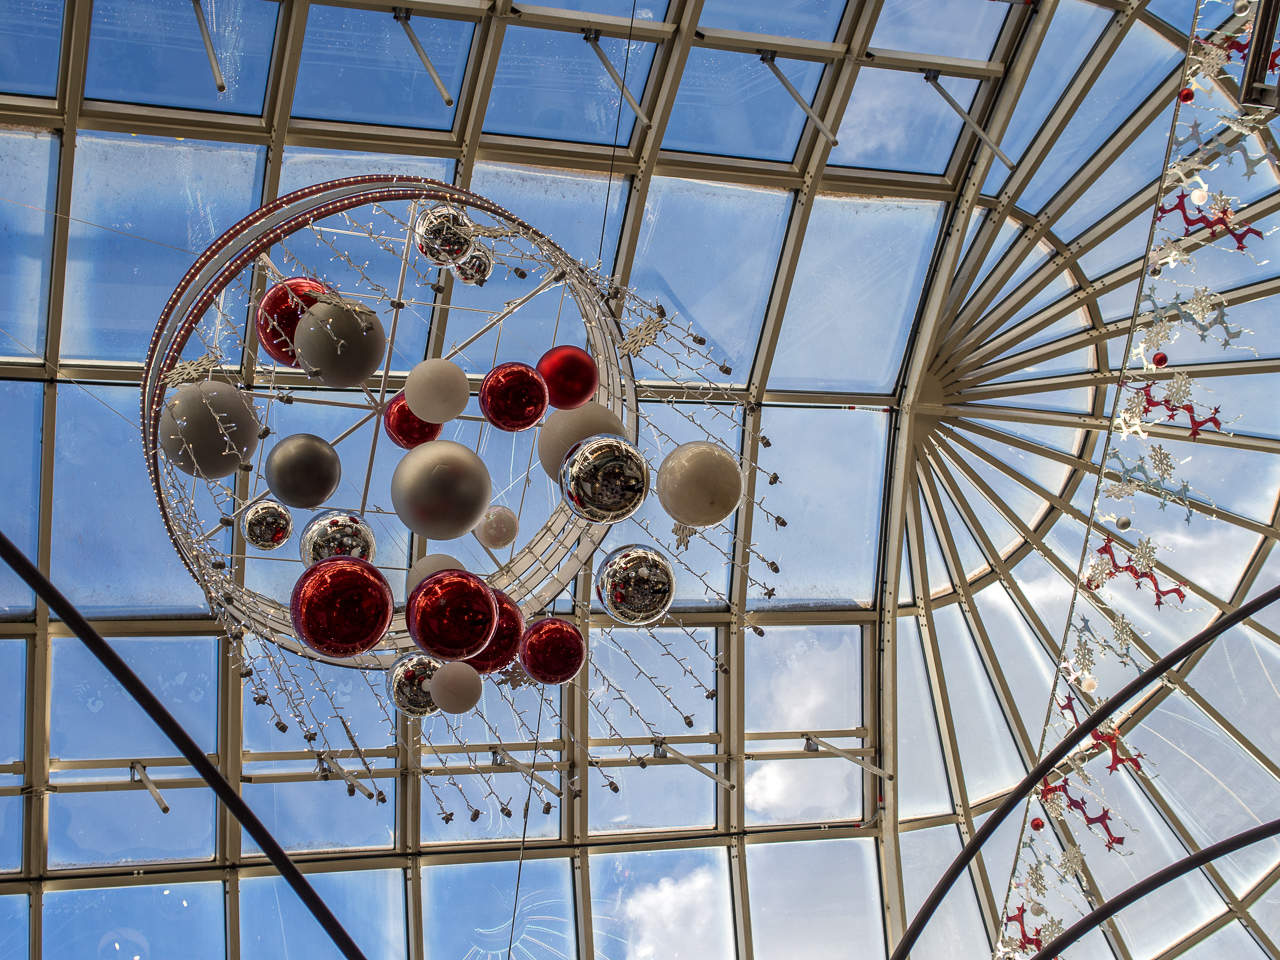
<box><xmin>299</xmin><ymin>510</ymin><xmax>377</xmax><ymax>567</ymax></box>
<box><xmin>264</xmin><ymin>434</ymin><xmax>342</xmax><ymax>509</ymax></box>
<box><xmin>386</xmin><ymin>652</ymin><xmax>442</xmax><ymax>718</ymax></box>
<box><xmin>474</xmin><ymin>504</ymin><xmax>519</xmax><ymax>550</ymax></box>
<box><xmin>1114</xmin><ymin>516</ymin><xmax>1132</xmax><ymax>531</ymax></box>
<box><xmin>404</xmin><ymin>358</ymin><xmax>470</xmax><ymax>424</ymax></box>
<box><xmin>455</xmin><ymin>245</ymin><xmax>493</xmax><ymax>286</ymax></box>
<box><xmin>1235</xmin><ymin>0</ymin><xmax>1252</xmax><ymax>14</ymax></box>
<box><xmin>1031</xmin><ymin>817</ymin><xmax>1045</xmax><ymax>831</ymax></box>
<box><xmin>537</xmin><ymin>401</ymin><xmax>627</xmax><ymax>479</ymax></box>
<box><xmin>407</xmin><ymin>553</ymin><xmax>465</xmax><ymax>591</ymax></box>
<box><xmin>159</xmin><ymin>381</ymin><xmax>260</xmax><ymax>479</ymax></box>
<box><xmin>1080</xmin><ymin>675</ymin><xmax>1099</xmax><ymax>694</ymax></box>
<box><xmin>595</xmin><ymin>544</ymin><xmax>675</xmax><ymax>626</ymax></box>
<box><xmin>537</xmin><ymin>344</ymin><xmax>599</xmax><ymax>410</ymax></box>
<box><xmin>293</xmin><ymin>298</ymin><xmax>386</xmax><ymax>389</ymax></box>
<box><xmin>518</xmin><ymin>617</ymin><xmax>586</xmax><ymax>685</ymax></box>
<box><xmin>289</xmin><ymin>556</ymin><xmax>393</xmax><ymax>658</ymax></box>
<box><xmin>1152</xmin><ymin>351</ymin><xmax>1169</xmax><ymax>368</ymax></box>
<box><xmin>429</xmin><ymin>660</ymin><xmax>483</xmax><ymax>714</ymax></box>
<box><xmin>383</xmin><ymin>391</ymin><xmax>442</xmax><ymax>449</ymax></box>
<box><xmin>656</xmin><ymin>441</ymin><xmax>743</xmax><ymax>528</ymax></box>
<box><xmin>256</xmin><ymin>277</ymin><xmax>328</xmax><ymax>366</ymax></box>
<box><xmin>478</xmin><ymin>362</ymin><xmax>548</xmax><ymax>432</ymax></box>
<box><xmin>415</xmin><ymin>205</ymin><xmax>475</xmax><ymax>265</ymax></box>
<box><xmin>390</xmin><ymin>439</ymin><xmax>492</xmax><ymax>540</ymax></box>
<box><xmin>560</xmin><ymin>433</ymin><xmax>649</xmax><ymax>523</ymax></box>
<box><xmin>241</xmin><ymin>500</ymin><xmax>293</xmax><ymax>551</ymax></box>
<box><xmin>1189</xmin><ymin>187</ymin><xmax>1209</xmax><ymax>206</ymax></box>
<box><xmin>1179</xmin><ymin>87</ymin><xmax>1195</xmax><ymax>103</ymax></box>
<box><xmin>465</xmin><ymin>588</ymin><xmax>523</xmax><ymax>674</ymax></box>
<box><xmin>407</xmin><ymin>569</ymin><xmax>498</xmax><ymax>661</ymax></box>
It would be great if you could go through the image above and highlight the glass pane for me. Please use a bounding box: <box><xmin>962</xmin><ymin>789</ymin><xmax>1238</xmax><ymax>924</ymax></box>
<box><xmin>870</xmin><ymin>0</ymin><xmax>1007</xmax><ymax>61</ymax></box>
<box><xmin>48</xmin><ymin>787</ymin><xmax>217</xmax><ymax>867</ymax></box>
<box><xmin>421</xmin><ymin>858</ymin><xmax>575</xmax><ymax>960</ymax></box>
<box><xmin>242</xmin><ymin>779</ymin><xmax>397</xmax><ymax>854</ymax></box>
<box><xmin>485</xmin><ymin>28</ymin><xmax>655</xmax><ymax>145</ymax></box>
<box><xmin>899</xmin><ymin>826</ymin><xmax>991</xmax><ymax>960</ymax></box>
<box><xmin>0</xmin><ymin>896</ymin><xmax>25</xmax><ymax>959</ymax></box>
<box><xmin>0</xmin><ymin>641</ymin><xmax>23</xmax><ymax>765</ymax></box>
<box><xmin>293</xmin><ymin>7</ymin><xmax>471</xmax><ymax>129</ymax></box>
<box><xmin>664</xmin><ymin>48</ymin><xmax>823</xmax><ymax>162</ymax></box>
<box><xmin>769</xmin><ymin>195</ymin><xmax>943</xmax><ymax>393</ymax></box>
<box><xmin>537</xmin><ymin>0</ymin><xmax>668</xmax><ymax>15</ymax></box>
<box><xmin>61</xmin><ymin>131</ymin><xmax>266</xmax><ymax>362</ymax></box>
<box><xmin>746</xmin><ymin>625</ymin><xmax>860</xmax><ymax>732</ymax></box>
<box><xmin>84</xmin><ymin>0</ymin><xmax>277</xmax><ymax>114</ymax></box>
<box><xmin>0</xmin><ymin>129</ymin><xmax>57</xmax><ymax>361</ymax></box>
<box><xmin>589</xmin><ymin>757</ymin><xmax>716</xmax><ymax>833</ymax></box>
<box><xmin>747</xmin><ymin>838</ymin><xmax>884</xmax><ymax>960</ymax></box>
<box><xmin>628</xmin><ymin>177</ymin><xmax>791</xmax><ymax>384</ymax></box>
<box><xmin>897</xmin><ymin>617</ymin><xmax>952</xmax><ymax>818</ymax></box>
<box><xmin>592</xmin><ymin>627</ymin><xmax>719</xmax><ymax>735</ymax></box>
<box><xmin>0</xmin><ymin>380</ymin><xmax>42</xmax><ymax>615</ymax></box>
<box><xmin>278</xmin><ymin>147</ymin><xmax>454</xmax><ymax>197</ymax></box>
<box><xmin>43</xmin><ymin>883</ymin><xmax>225</xmax><ymax>960</ymax></box>
<box><xmin>1180</xmin><ymin>922</ymin><xmax>1269</xmax><ymax>960</ymax></box>
<box><xmin>0</xmin><ymin>795</ymin><xmax>20</xmax><ymax>871</ymax></box>
<box><xmin>0</xmin><ymin>0</ymin><xmax>62</xmax><ymax>96</ymax></box>
<box><xmin>698</xmin><ymin>0</ymin><xmax>847</xmax><ymax>41</ymax></box>
<box><xmin>591</xmin><ymin>847</ymin><xmax>735</xmax><ymax>960</ymax></box>
<box><xmin>241</xmin><ymin>869</ymin><xmax>407</xmax><ymax>960</ymax></box>
<box><xmin>744</xmin><ymin>756</ymin><xmax>861</xmax><ymax>825</ymax></box>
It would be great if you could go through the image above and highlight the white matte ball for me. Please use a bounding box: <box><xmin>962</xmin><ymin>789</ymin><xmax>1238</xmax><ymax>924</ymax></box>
<box><xmin>475</xmin><ymin>505</ymin><xmax>519</xmax><ymax>549</ymax></box>
<box><xmin>1235</xmin><ymin>0</ymin><xmax>1252</xmax><ymax>15</ymax></box>
<box><xmin>429</xmin><ymin>660</ymin><xmax>483</xmax><ymax>714</ymax></box>
<box><xmin>390</xmin><ymin>440</ymin><xmax>492</xmax><ymax>540</ymax></box>
<box><xmin>656</xmin><ymin>441</ymin><xmax>744</xmax><ymax>528</ymax></box>
<box><xmin>405</xmin><ymin>359</ymin><xmax>470</xmax><ymax>424</ymax></box>
<box><xmin>159</xmin><ymin>381</ymin><xmax>260</xmax><ymax>479</ymax></box>
<box><xmin>407</xmin><ymin>553</ymin><xmax>466</xmax><ymax>592</ymax></box>
<box><xmin>1189</xmin><ymin>187</ymin><xmax>1209</xmax><ymax>207</ymax></box>
<box><xmin>537</xmin><ymin>401</ymin><xmax>627</xmax><ymax>479</ymax></box>
<box><xmin>293</xmin><ymin>299</ymin><xmax>386</xmax><ymax>389</ymax></box>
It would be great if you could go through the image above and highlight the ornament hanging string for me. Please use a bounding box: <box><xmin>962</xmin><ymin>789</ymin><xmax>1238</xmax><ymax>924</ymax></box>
<box><xmin>505</xmin><ymin>692</ymin><xmax>546</xmax><ymax>960</ymax></box>
<box><xmin>597</xmin><ymin>0</ymin><xmax>641</xmax><ymax>268</ymax></box>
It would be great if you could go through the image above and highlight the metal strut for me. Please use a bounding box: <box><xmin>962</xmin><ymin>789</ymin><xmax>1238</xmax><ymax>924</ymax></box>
<box><xmin>1241</xmin><ymin>0</ymin><xmax>1280</xmax><ymax>106</ymax></box>
<box><xmin>584</xmin><ymin>30</ymin><xmax>653</xmax><ymax>129</ymax></box>
<box><xmin>130</xmin><ymin>762</ymin><xmax>170</xmax><ymax>814</ymax></box>
<box><xmin>652</xmin><ymin>739</ymin><xmax>736</xmax><ymax>790</ymax></box>
<box><xmin>190</xmin><ymin>0</ymin><xmax>226</xmax><ymax>93</ymax></box>
<box><xmin>759</xmin><ymin>51</ymin><xmax>838</xmax><ymax>146</ymax></box>
<box><xmin>393</xmin><ymin>9</ymin><xmax>455</xmax><ymax>108</ymax></box>
<box><xmin>923</xmin><ymin>69</ymin><xmax>1014</xmax><ymax>169</ymax></box>
<box><xmin>802</xmin><ymin>734</ymin><xmax>893</xmax><ymax>780</ymax></box>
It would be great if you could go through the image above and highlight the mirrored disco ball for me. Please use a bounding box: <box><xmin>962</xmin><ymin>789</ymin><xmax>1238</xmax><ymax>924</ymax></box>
<box><xmin>242</xmin><ymin>500</ymin><xmax>294</xmax><ymax>551</ymax></box>
<box><xmin>386</xmin><ymin>652</ymin><xmax>443</xmax><ymax>718</ymax></box>
<box><xmin>559</xmin><ymin>433</ymin><xmax>649</xmax><ymax>523</ymax></box>
<box><xmin>594</xmin><ymin>544</ymin><xmax>675</xmax><ymax>626</ymax></box>
<box><xmin>455</xmin><ymin>244</ymin><xmax>493</xmax><ymax>286</ymax></box>
<box><xmin>415</xmin><ymin>205</ymin><xmax>474</xmax><ymax>265</ymax></box>
<box><xmin>299</xmin><ymin>510</ymin><xmax>378</xmax><ymax>567</ymax></box>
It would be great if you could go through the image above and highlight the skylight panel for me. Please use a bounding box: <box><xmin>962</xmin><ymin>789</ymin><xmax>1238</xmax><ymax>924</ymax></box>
<box><xmin>43</xmin><ymin>883</ymin><xmax>225</xmax><ymax>960</ymax></box>
<box><xmin>869</xmin><ymin>0</ymin><xmax>1008</xmax><ymax>62</ymax></box>
<box><xmin>971</xmin><ymin>585</ymin><xmax>1057</xmax><ymax>733</ymax></box>
<box><xmin>535</xmin><ymin>0</ymin><xmax>669</xmax><ymax>18</ymax></box>
<box><xmin>278</xmin><ymin>147</ymin><xmax>454</xmax><ymax>194</ymax></box>
<box><xmin>589</xmin><ymin>758</ymin><xmax>716</xmax><ymax>831</ymax></box>
<box><xmin>0</xmin><ymin>898</ymin><xmax>24</xmax><ymax>950</ymax></box>
<box><xmin>0</xmin><ymin>381</ymin><xmax>40</xmax><ymax>616</ymax></box>
<box><xmin>48</xmin><ymin>789</ymin><xmax>218</xmax><ymax>867</ymax></box>
<box><xmin>241</xmin><ymin>778</ymin><xmax>397</xmax><ymax>854</ymax></box>
<box><xmin>896</xmin><ymin>618</ymin><xmax>953</xmax><ymax>818</ymax></box>
<box><xmin>697</xmin><ymin>0</ymin><xmax>848</xmax><ymax>42</ymax></box>
<box><xmin>240</xmin><ymin>870</ymin><xmax>405</xmax><ymax>960</ymax></box>
<box><xmin>592</xmin><ymin>627</ymin><xmax>719</xmax><ymax>735</ymax></box>
<box><xmin>0</xmin><ymin>0</ymin><xmax>64</xmax><ymax>97</ymax></box>
<box><xmin>0</xmin><ymin>129</ymin><xmax>57</xmax><ymax>362</ymax></box>
<box><xmin>899</xmin><ymin>826</ymin><xmax>991</xmax><ymax>960</ymax></box>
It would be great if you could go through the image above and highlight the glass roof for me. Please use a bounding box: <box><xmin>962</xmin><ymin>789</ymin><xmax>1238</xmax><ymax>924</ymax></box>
<box><xmin>2</xmin><ymin>1</ymin><xmax>1279</xmax><ymax>959</ymax></box>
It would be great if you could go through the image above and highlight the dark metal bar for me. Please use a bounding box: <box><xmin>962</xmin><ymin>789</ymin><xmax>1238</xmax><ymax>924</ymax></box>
<box><xmin>890</xmin><ymin>580</ymin><xmax>1280</xmax><ymax>960</ymax></box>
<box><xmin>1241</xmin><ymin>0</ymin><xmax>1280</xmax><ymax>106</ymax></box>
<box><xmin>0</xmin><ymin>530</ymin><xmax>370</xmax><ymax>960</ymax></box>
<box><xmin>190</xmin><ymin>0</ymin><xmax>227</xmax><ymax>93</ymax></box>
<box><xmin>1030</xmin><ymin>816</ymin><xmax>1280</xmax><ymax>960</ymax></box>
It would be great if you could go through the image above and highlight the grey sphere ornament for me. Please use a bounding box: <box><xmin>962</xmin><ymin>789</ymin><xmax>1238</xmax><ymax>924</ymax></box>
<box><xmin>405</xmin><ymin>358</ymin><xmax>470</xmax><ymax>424</ymax></box>
<box><xmin>1115</xmin><ymin>516</ymin><xmax>1133</xmax><ymax>531</ymax></box>
<box><xmin>560</xmin><ymin>433</ymin><xmax>649</xmax><ymax>524</ymax></box>
<box><xmin>415</xmin><ymin>206</ymin><xmax>474</xmax><ymax>265</ymax></box>
<box><xmin>159</xmin><ymin>381</ymin><xmax>261</xmax><ymax>479</ymax></box>
<box><xmin>264</xmin><ymin>433</ymin><xmax>342</xmax><ymax>508</ymax></box>
<box><xmin>1235</xmin><ymin>0</ymin><xmax>1252</xmax><ymax>14</ymax></box>
<box><xmin>386</xmin><ymin>652</ymin><xmax>443</xmax><ymax>718</ymax></box>
<box><xmin>241</xmin><ymin>500</ymin><xmax>293</xmax><ymax>551</ymax></box>
<box><xmin>537</xmin><ymin>401</ymin><xmax>628</xmax><ymax>479</ymax></box>
<box><xmin>595</xmin><ymin>544</ymin><xmax>675</xmax><ymax>626</ymax></box>
<box><xmin>429</xmin><ymin>660</ymin><xmax>484</xmax><ymax>714</ymax></box>
<box><xmin>391</xmin><ymin>439</ymin><xmax>492</xmax><ymax>540</ymax></box>
<box><xmin>656</xmin><ymin>441</ymin><xmax>744</xmax><ymax>528</ymax></box>
<box><xmin>299</xmin><ymin>510</ymin><xmax>377</xmax><ymax>567</ymax></box>
<box><xmin>407</xmin><ymin>553</ymin><xmax>466</xmax><ymax>592</ymax></box>
<box><xmin>293</xmin><ymin>298</ymin><xmax>387</xmax><ymax>389</ymax></box>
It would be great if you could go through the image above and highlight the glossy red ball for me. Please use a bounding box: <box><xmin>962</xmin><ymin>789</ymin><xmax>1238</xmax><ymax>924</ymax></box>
<box><xmin>256</xmin><ymin>277</ymin><xmax>328</xmax><ymax>367</ymax></box>
<box><xmin>1179</xmin><ymin>87</ymin><xmax>1195</xmax><ymax>103</ymax></box>
<box><xmin>536</xmin><ymin>345</ymin><xmax>599</xmax><ymax>410</ymax></box>
<box><xmin>290</xmin><ymin>556</ymin><xmax>393</xmax><ymax>658</ymax></box>
<box><xmin>1152</xmin><ymin>351</ymin><xmax>1169</xmax><ymax>368</ymax></box>
<box><xmin>478</xmin><ymin>362</ymin><xmax>548</xmax><ymax>432</ymax></box>
<box><xmin>518</xmin><ymin>617</ymin><xmax>585</xmax><ymax>685</ymax></box>
<box><xmin>384</xmin><ymin>391</ymin><xmax>442</xmax><ymax>449</ymax></box>
<box><xmin>465</xmin><ymin>588</ymin><xmax>524</xmax><ymax>675</ymax></box>
<box><xmin>407</xmin><ymin>569</ymin><xmax>498</xmax><ymax>661</ymax></box>
<box><xmin>1031</xmin><ymin>817</ymin><xmax>1046</xmax><ymax>832</ymax></box>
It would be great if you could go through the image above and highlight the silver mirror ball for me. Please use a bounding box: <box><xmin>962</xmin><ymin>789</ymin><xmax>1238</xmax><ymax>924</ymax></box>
<box><xmin>595</xmin><ymin>544</ymin><xmax>676</xmax><ymax>626</ymax></box>
<box><xmin>386</xmin><ymin>652</ymin><xmax>443</xmax><ymax>718</ymax></box>
<box><xmin>560</xmin><ymin>434</ymin><xmax>649</xmax><ymax>524</ymax></box>
<box><xmin>299</xmin><ymin>510</ymin><xmax>378</xmax><ymax>567</ymax></box>
<box><xmin>159</xmin><ymin>381</ymin><xmax>261</xmax><ymax>479</ymax></box>
<box><xmin>241</xmin><ymin>500</ymin><xmax>293</xmax><ymax>551</ymax></box>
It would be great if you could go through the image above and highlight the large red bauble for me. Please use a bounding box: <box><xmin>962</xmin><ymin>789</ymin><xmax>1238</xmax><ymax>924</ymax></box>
<box><xmin>290</xmin><ymin>556</ymin><xmax>393</xmax><ymax>658</ymax></box>
<box><xmin>518</xmin><ymin>617</ymin><xmax>585</xmax><ymax>685</ymax></box>
<box><xmin>478</xmin><ymin>362</ymin><xmax>548</xmax><ymax>432</ymax></box>
<box><xmin>537</xmin><ymin>345</ymin><xmax>599</xmax><ymax>410</ymax></box>
<box><xmin>465</xmin><ymin>588</ymin><xmax>524</xmax><ymax>675</ymax></box>
<box><xmin>407</xmin><ymin>569</ymin><xmax>498</xmax><ymax>661</ymax></box>
<box><xmin>256</xmin><ymin>277</ymin><xmax>328</xmax><ymax>366</ymax></box>
<box><xmin>384</xmin><ymin>391</ymin><xmax>442</xmax><ymax>449</ymax></box>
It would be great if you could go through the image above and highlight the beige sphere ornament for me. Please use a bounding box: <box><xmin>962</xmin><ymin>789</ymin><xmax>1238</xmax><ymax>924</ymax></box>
<box><xmin>407</xmin><ymin>553</ymin><xmax>466</xmax><ymax>592</ymax></box>
<box><xmin>293</xmin><ymin>298</ymin><xmax>386</xmax><ymax>389</ymax></box>
<box><xmin>159</xmin><ymin>381</ymin><xmax>261</xmax><ymax>479</ymax></box>
<box><xmin>537</xmin><ymin>400</ymin><xmax>627</xmax><ymax>479</ymax></box>
<box><xmin>429</xmin><ymin>660</ymin><xmax>483</xmax><ymax>714</ymax></box>
<box><xmin>656</xmin><ymin>441</ymin><xmax>743</xmax><ymax>528</ymax></box>
<box><xmin>390</xmin><ymin>439</ymin><xmax>492</xmax><ymax>540</ymax></box>
<box><xmin>475</xmin><ymin>505</ymin><xmax>519</xmax><ymax>550</ymax></box>
<box><xmin>405</xmin><ymin>358</ymin><xmax>470</xmax><ymax>424</ymax></box>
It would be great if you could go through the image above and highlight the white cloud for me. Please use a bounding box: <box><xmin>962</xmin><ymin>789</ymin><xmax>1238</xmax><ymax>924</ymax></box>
<box><xmin>744</xmin><ymin>760</ymin><xmax>858</xmax><ymax>821</ymax></box>
<box><xmin>621</xmin><ymin>867</ymin><xmax>733</xmax><ymax>960</ymax></box>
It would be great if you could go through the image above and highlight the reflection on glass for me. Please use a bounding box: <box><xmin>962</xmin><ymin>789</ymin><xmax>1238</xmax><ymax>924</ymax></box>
<box><xmin>0</xmin><ymin>0</ymin><xmax>63</xmax><ymax>96</ymax></box>
<box><xmin>536</xmin><ymin>0</ymin><xmax>667</xmax><ymax>15</ymax></box>
<box><xmin>746</xmin><ymin>625</ymin><xmax>860</xmax><ymax>731</ymax></box>
<box><xmin>293</xmin><ymin>7</ymin><xmax>471</xmax><ymax>129</ymax></box>
<box><xmin>592</xmin><ymin>847</ymin><xmax>735</xmax><ymax>960</ymax></box>
<box><xmin>869</xmin><ymin>0</ymin><xmax>1007</xmax><ymax>60</ymax></box>
<box><xmin>43</xmin><ymin>883</ymin><xmax>224</xmax><ymax>960</ymax></box>
<box><xmin>0</xmin><ymin>381</ymin><xmax>41</xmax><ymax>614</ymax></box>
<box><xmin>241</xmin><ymin>869</ymin><xmax>406</xmax><ymax>960</ymax></box>
<box><xmin>698</xmin><ymin>0</ymin><xmax>846</xmax><ymax>41</ymax></box>
<box><xmin>0</xmin><ymin>642</ymin><xmax>22</xmax><ymax>767</ymax></box>
<box><xmin>48</xmin><ymin>788</ymin><xmax>216</xmax><ymax>867</ymax></box>
<box><xmin>899</xmin><ymin>826</ymin><xmax>991</xmax><ymax>960</ymax></box>
<box><xmin>85</xmin><ymin>0</ymin><xmax>277</xmax><ymax>114</ymax></box>
<box><xmin>744</xmin><ymin>757</ymin><xmax>860</xmax><ymax>826</ymax></box>
<box><xmin>0</xmin><ymin>129</ymin><xmax>57</xmax><ymax>361</ymax></box>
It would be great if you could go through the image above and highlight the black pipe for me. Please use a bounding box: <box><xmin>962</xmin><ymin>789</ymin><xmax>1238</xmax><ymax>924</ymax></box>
<box><xmin>891</xmin><ymin>581</ymin><xmax>1280</xmax><ymax>960</ymax></box>
<box><xmin>1029</xmin><ymin>816</ymin><xmax>1280</xmax><ymax>960</ymax></box>
<box><xmin>0</xmin><ymin>531</ymin><xmax>370</xmax><ymax>960</ymax></box>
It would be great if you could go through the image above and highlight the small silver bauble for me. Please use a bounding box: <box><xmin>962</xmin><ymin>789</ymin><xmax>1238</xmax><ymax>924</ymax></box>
<box><xmin>299</xmin><ymin>510</ymin><xmax>377</xmax><ymax>567</ymax></box>
<box><xmin>386</xmin><ymin>652</ymin><xmax>443</xmax><ymax>718</ymax></box>
<box><xmin>595</xmin><ymin>544</ymin><xmax>675</xmax><ymax>626</ymax></box>
<box><xmin>455</xmin><ymin>245</ymin><xmax>493</xmax><ymax>286</ymax></box>
<box><xmin>559</xmin><ymin>433</ymin><xmax>649</xmax><ymax>524</ymax></box>
<box><xmin>241</xmin><ymin>500</ymin><xmax>293</xmax><ymax>551</ymax></box>
<box><xmin>1115</xmin><ymin>516</ymin><xmax>1132</xmax><ymax>531</ymax></box>
<box><xmin>415</xmin><ymin>206</ymin><xmax>474</xmax><ymax>265</ymax></box>
<box><xmin>159</xmin><ymin>381</ymin><xmax>260</xmax><ymax>479</ymax></box>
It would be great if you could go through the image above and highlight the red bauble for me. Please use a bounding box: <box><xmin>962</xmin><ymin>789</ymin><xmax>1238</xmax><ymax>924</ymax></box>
<box><xmin>384</xmin><ymin>391</ymin><xmax>442</xmax><ymax>449</ymax></box>
<box><xmin>257</xmin><ymin>277</ymin><xmax>328</xmax><ymax>366</ymax></box>
<box><xmin>1031</xmin><ymin>817</ymin><xmax>1045</xmax><ymax>832</ymax></box>
<box><xmin>407</xmin><ymin>569</ymin><xmax>498</xmax><ymax>661</ymax></box>
<box><xmin>465</xmin><ymin>588</ymin><xmax>524</xmax><ymax>675</ymax></box>
<box><xmin>1152</xmin><ymin>351</ymin><xmax>1169</xmax><ymax>368</ymax></box>
<box><xmin>1179</xmin><ymin>87</ymin><xmax>1195</xmax><ymax>103</ymax></box>
<box><xmin>478</xmin><ymin>362</ymin><xmax>548</xmax><ymax>432</ymax></box>
<box><xmin>518</xmin><ymin>617</ymin><xmax>585</xmax><ymax>685</ymax></box>
<box><xmin>536</xmin><ymin>345</ymin><xmax>599</xmax><ymax>410</ymax></box>
<box><xmin>290</xmin><ymin>556</ymin><xmax>393</xmax><ymax>658</ymax></box>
